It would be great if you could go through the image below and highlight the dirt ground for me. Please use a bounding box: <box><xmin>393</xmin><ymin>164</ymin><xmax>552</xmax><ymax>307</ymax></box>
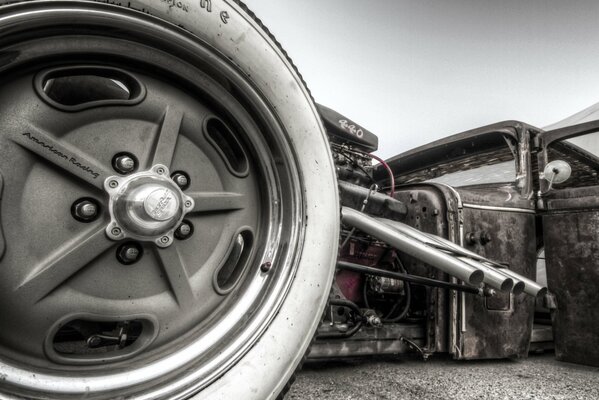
<box><xmin>286</xmin><ymin>352</ymin><xmax>599</xmax><ymax>399</ymax></box>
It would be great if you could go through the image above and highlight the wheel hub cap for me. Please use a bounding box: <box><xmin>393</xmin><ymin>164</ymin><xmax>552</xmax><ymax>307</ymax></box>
<box><xmin>105</xmin><ymin>164</ymin><xmax>194</xmax><ymax>247</ymax></box>
<box><xmin>144</xmin><ymin>188</ymin><xmax>179</xmax><ymax>221</ymax></box>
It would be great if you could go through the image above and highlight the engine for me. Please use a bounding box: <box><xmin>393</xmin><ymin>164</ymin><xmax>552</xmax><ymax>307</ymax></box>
<box><xmin>318</xmin><ymin>104</ymin><xmax>414</xmax><ymax>330</ymax></box>
<box><xmin>316</xmin><ymin>104</ymin><xmax>545</xmax><ymax>348</ymax></box>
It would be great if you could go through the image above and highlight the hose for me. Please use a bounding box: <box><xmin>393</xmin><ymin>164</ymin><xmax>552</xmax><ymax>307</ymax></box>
<box><xmin>316</xmin><ymin>299</ymin><xmax>364</xmax><ymax>339</ymax></box>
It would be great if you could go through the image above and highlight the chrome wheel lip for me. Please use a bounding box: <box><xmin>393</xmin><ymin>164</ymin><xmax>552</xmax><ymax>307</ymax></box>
<box><xmin>0</xmin><ymin>2</ymin><xmax>305</xmax><ymax>398</ymax></box>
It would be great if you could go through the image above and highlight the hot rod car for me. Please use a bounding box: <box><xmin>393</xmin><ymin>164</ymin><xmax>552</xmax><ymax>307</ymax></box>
<box><xmin>312</xmin><ymin>102</ymin><xmax>599</xmax><ymax>369</ymax></box>
<box><xmin>0</xmin><ymin>1</ymin><xmax>597</xmax><ymax>399</ymax></box>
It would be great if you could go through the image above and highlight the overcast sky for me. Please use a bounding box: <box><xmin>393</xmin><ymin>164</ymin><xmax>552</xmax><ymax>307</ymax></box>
<box><xmin>246</xmin><ymin>0</ymin><xmax>599</xmax><ymax>159</ymax></box>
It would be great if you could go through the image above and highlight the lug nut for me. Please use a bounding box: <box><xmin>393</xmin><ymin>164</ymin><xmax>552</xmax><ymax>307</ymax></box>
<box><xmin>175</xmin><ymin>221</ymin><xmax>194</xmax><ymax>240</ymax></box>
<box><xmin>117</xmin><ymin>243</ymin><xmax>143</xmax><ymax>265</ymax></box>
<box><xmin>174</xmin><ymin>174</ymin><xmax>188</xmax><ymax>187</ymax></box>
<box><xmin>178</xmin><ymin>224</ymin><xmax>191</xmax><ymax>236</ymax></box>
<box><xmin>77</xmin><ymin>202</ymin><xmax>97</xmax><ymax>218</ymax></box>
<box><xmin>171</xmin><ymin>171</ymin><xmax>190</xmax><ymax>190</ymax></box>
<box><xmin>79</xmin><ymin>203</ymin><xmax>97</xmax><ymax>217</ymax></box>
<box><xmin>72</xmin><ymin>199</ymin><xmax>100</xmax><ymax>222</ymax></box>
<box><xmin>112</xmin><ymin>153</ymin><xmax>137</xmax><ymax>175</ymax></box>
<box><xmin>125</xmin><ymin>247</ymin><xmax>140</xmax><ymax>259</ymax></box>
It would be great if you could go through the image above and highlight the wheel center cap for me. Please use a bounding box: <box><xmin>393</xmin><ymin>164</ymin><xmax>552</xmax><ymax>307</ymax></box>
<box><xmin>104</xmin><ymin>164</ymin><xmax>195</xmax><ymax>247</ymax></box>
<box><xmin>144</xmin><ymin>188</ymin><xmax>179</xmax><ymax>221</ymax></box>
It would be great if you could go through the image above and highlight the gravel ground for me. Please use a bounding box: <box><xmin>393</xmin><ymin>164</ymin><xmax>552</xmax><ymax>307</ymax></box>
<box><xmin>286</xmin><ymin>353</ymin><xmax>599</xmax><ymax>400</ymax></box>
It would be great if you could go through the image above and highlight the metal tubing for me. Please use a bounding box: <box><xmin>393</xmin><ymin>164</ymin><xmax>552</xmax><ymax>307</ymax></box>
<box><xmin>495</xmin><ymin>267</ymin><xmax>547</xmax><ymax>297</ymax></box>
<box><xmin>408</xmin><ymin>221</ymin><xmax>539</xmax><ymax>296</ymax></box>
<box><xmin>510</xmin><ymin>279</ymin><xmax>526</xmax><ymax>295</ymax></box>
<box><xmin>381</xmin><ymin>217</ymin><xmax>504</xmax><ymax>268</ymax></box>
<box><xmin>422</xmin><ymin>232</ymin><xmax>505</xmax><ymax>269</ymax></box>
<box><xmin>425</xmin><ymin>234</ymin><xmax>527</xmax><ymax>294</ymax></box>
<box><xmin>337</xmin><ymin>261</ymin><xmax>481</xmax><ymax>295</ymax></box>
<box><xmin>341</xmin><ymin>207</ymin><xmax>484</xmax><ymax>285</ymax></box>
<box><xmin>458</xmin><ymin>257</ymin><xmax>514</xmax><ymax>292</ymax></box>
<box><xmin>379</xmin><ymin>218</ymin><xmax>526</xmax><ymax>295</ymax></box>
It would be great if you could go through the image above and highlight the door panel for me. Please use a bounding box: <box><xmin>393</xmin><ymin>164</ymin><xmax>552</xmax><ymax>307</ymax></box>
<box><xmin>539</xmin><ymin>123</ymin><xmax>599</xmax><ymax>367</ymax></box>
<box><xmin>454</xmin><ymin>187</ymin><xmax>537</xmax><ymax>359</ymax></box>
<box><xmin>542</xmin><ymin>209</ymin><xmax>599</xmax><ymax>366</ymax></box>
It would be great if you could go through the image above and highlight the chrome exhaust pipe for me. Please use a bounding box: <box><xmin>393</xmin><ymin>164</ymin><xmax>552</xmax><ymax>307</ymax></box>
<box><xmin>458</xmin><ymin>257</ymin><xmax>514</xmax><ymax>292</ymax></box>
<box><xmin>419</xmin><ymin>232</ymin><xmax>528</xmax><ymax>295</ymax></box>
<box><xmin>341</xmin><ymin>207</ymin><xmax>484</xmax><ymax>285</ymax></box>
<box><xmin>375</xmin><ymin>213</ymin><xmax>536</xmax><ymax>295</ymax></box>
<box><xmin>494</xmin><ymin>267</ymin><xmax>547</xmax><ymax>297</ymax></box>
<box><xmin>378</xmin><ymin>218</ymin><xmax>514</xmax><ymax>293</ymax></box>
<box><xmin>419</xmin><ymin>232</ymin><xmax>532</xmax><ymax>296</ymax></box>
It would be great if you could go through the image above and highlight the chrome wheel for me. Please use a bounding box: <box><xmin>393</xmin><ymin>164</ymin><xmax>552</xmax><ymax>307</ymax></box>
<box><xmin>0</xmin><ymin>2</ymin><xmax>336</xmax><ymax>398</ymax></box>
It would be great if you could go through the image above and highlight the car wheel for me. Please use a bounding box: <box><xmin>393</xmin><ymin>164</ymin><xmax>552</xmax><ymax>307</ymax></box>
<box><xmin>0</xmin><ymin>1</ymin><xmax>338</xmax><ymax>399</ymax></box>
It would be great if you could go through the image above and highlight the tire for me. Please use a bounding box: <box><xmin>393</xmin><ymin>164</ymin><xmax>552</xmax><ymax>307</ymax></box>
<box><xmin>0</xmin><ymin>1</ymin><xmax>338</xmax><ymax>399</ymax></box>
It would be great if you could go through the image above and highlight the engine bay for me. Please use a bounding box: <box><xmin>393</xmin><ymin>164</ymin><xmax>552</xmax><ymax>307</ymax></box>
<box><xmin>315</xmin><ymin>105</ymin><xmax>546</xmax><ymax>360</ymax></box>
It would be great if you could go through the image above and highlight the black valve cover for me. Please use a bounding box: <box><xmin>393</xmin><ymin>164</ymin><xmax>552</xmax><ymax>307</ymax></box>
<box><xmin>318</xmin><ymin>104</ymin><xmax>378</xmax><ymax>153</ymax></box>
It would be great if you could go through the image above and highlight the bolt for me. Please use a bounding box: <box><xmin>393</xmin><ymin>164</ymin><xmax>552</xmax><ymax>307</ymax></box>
<box><xmin>117</xmin><ymin>243</ymin><xmax>142</xmax><ymax>265</ymax></box>
<box><xmin>160</xmin><ymin>236</ymin><xmax>170</xmax><ymax>244</ymax></box>
<box><xmin>87</xmin><ymin>335</ymin><xmax>102</xmax><ymax>348</ymax></box>
<box><xmin>465</xmin><ymin>232</ymin><xmax>477</xmax><ymax>245</ymax></box>
<box><xmin>172</xmin><ymin>172</ymin><xmax>190</xmax><ymax>190</ymax></box>
<box><xmin>109</xmin><ymin>180</ymin><xmax>119</xmax><ymax>189</ymax></box>
<box><xmin>480</xmin><ymin>231</ymin><xmax>492</xmax><ymax>245</ymax></box>
<box><xmin>113</xmin><ymin>154</ymin><xmax>136</xmax><ymax>174</ymax></box>
<box><xmin>185</xmin><ymin>200</ymin><xmax>192</xmax><ymax>208</ymax></box>
<box><xmin>73</xmin><ymin>199</ymin><xmax>99</xmax><ymax>222</ymax></box>
<box><xmin>111</xmin><ymin>227</ymin><xmax>122</xmax><ymax>236</ymax></box>
<box><xmin>156</xmin><ymin>167</ymin><xmax>166</xmax><ymax>175</ymax></box>
<box><xmin>260</xmin><ymin>261</ymin><xmax>272</xmax><ymax>273</ymax></box>
<box><xmin>366</xmin><ymin>314</ymin><xmax>382</xmax><ymax>328</ymax></box>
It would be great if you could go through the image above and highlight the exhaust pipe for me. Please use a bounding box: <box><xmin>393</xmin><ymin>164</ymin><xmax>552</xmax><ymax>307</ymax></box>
<box><xmin>422</xmin><ymin>224</ymin><xmax>544</xmax><ymax>296</ymax></box>
<box><xmin>377</xmin><ymin>218</ymin><xmax>515</xmax><ymax>293</ymax></box>
<box><xmin>419</xmin><ymin>232</ymin><xmax>528</xmax><ymax>295</ymax></box>
<box><xmin>494</xmin><ymin>268</ymin><xmax>547</xmax><ymax>297</ymax></box>
<box><xmin>341</xmin><ymin>207</ymin><xmax>484</xmax><ymax>285</ymax></box>
<box><xmin>458</xmin><ymin>257</ymin><xmax>515</xmax><ymax>293</ymax></box>
<box><xmin>420</xmin><ymin>231</ymin><xmax>531</xmax><ymax>296</ymax></box>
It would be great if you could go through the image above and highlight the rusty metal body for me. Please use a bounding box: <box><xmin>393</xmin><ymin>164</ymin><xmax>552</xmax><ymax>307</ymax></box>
<box><xmin>317</xmin><ymin>110</ymin><xmax>599</xmax><ymax>367</ymax></box>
